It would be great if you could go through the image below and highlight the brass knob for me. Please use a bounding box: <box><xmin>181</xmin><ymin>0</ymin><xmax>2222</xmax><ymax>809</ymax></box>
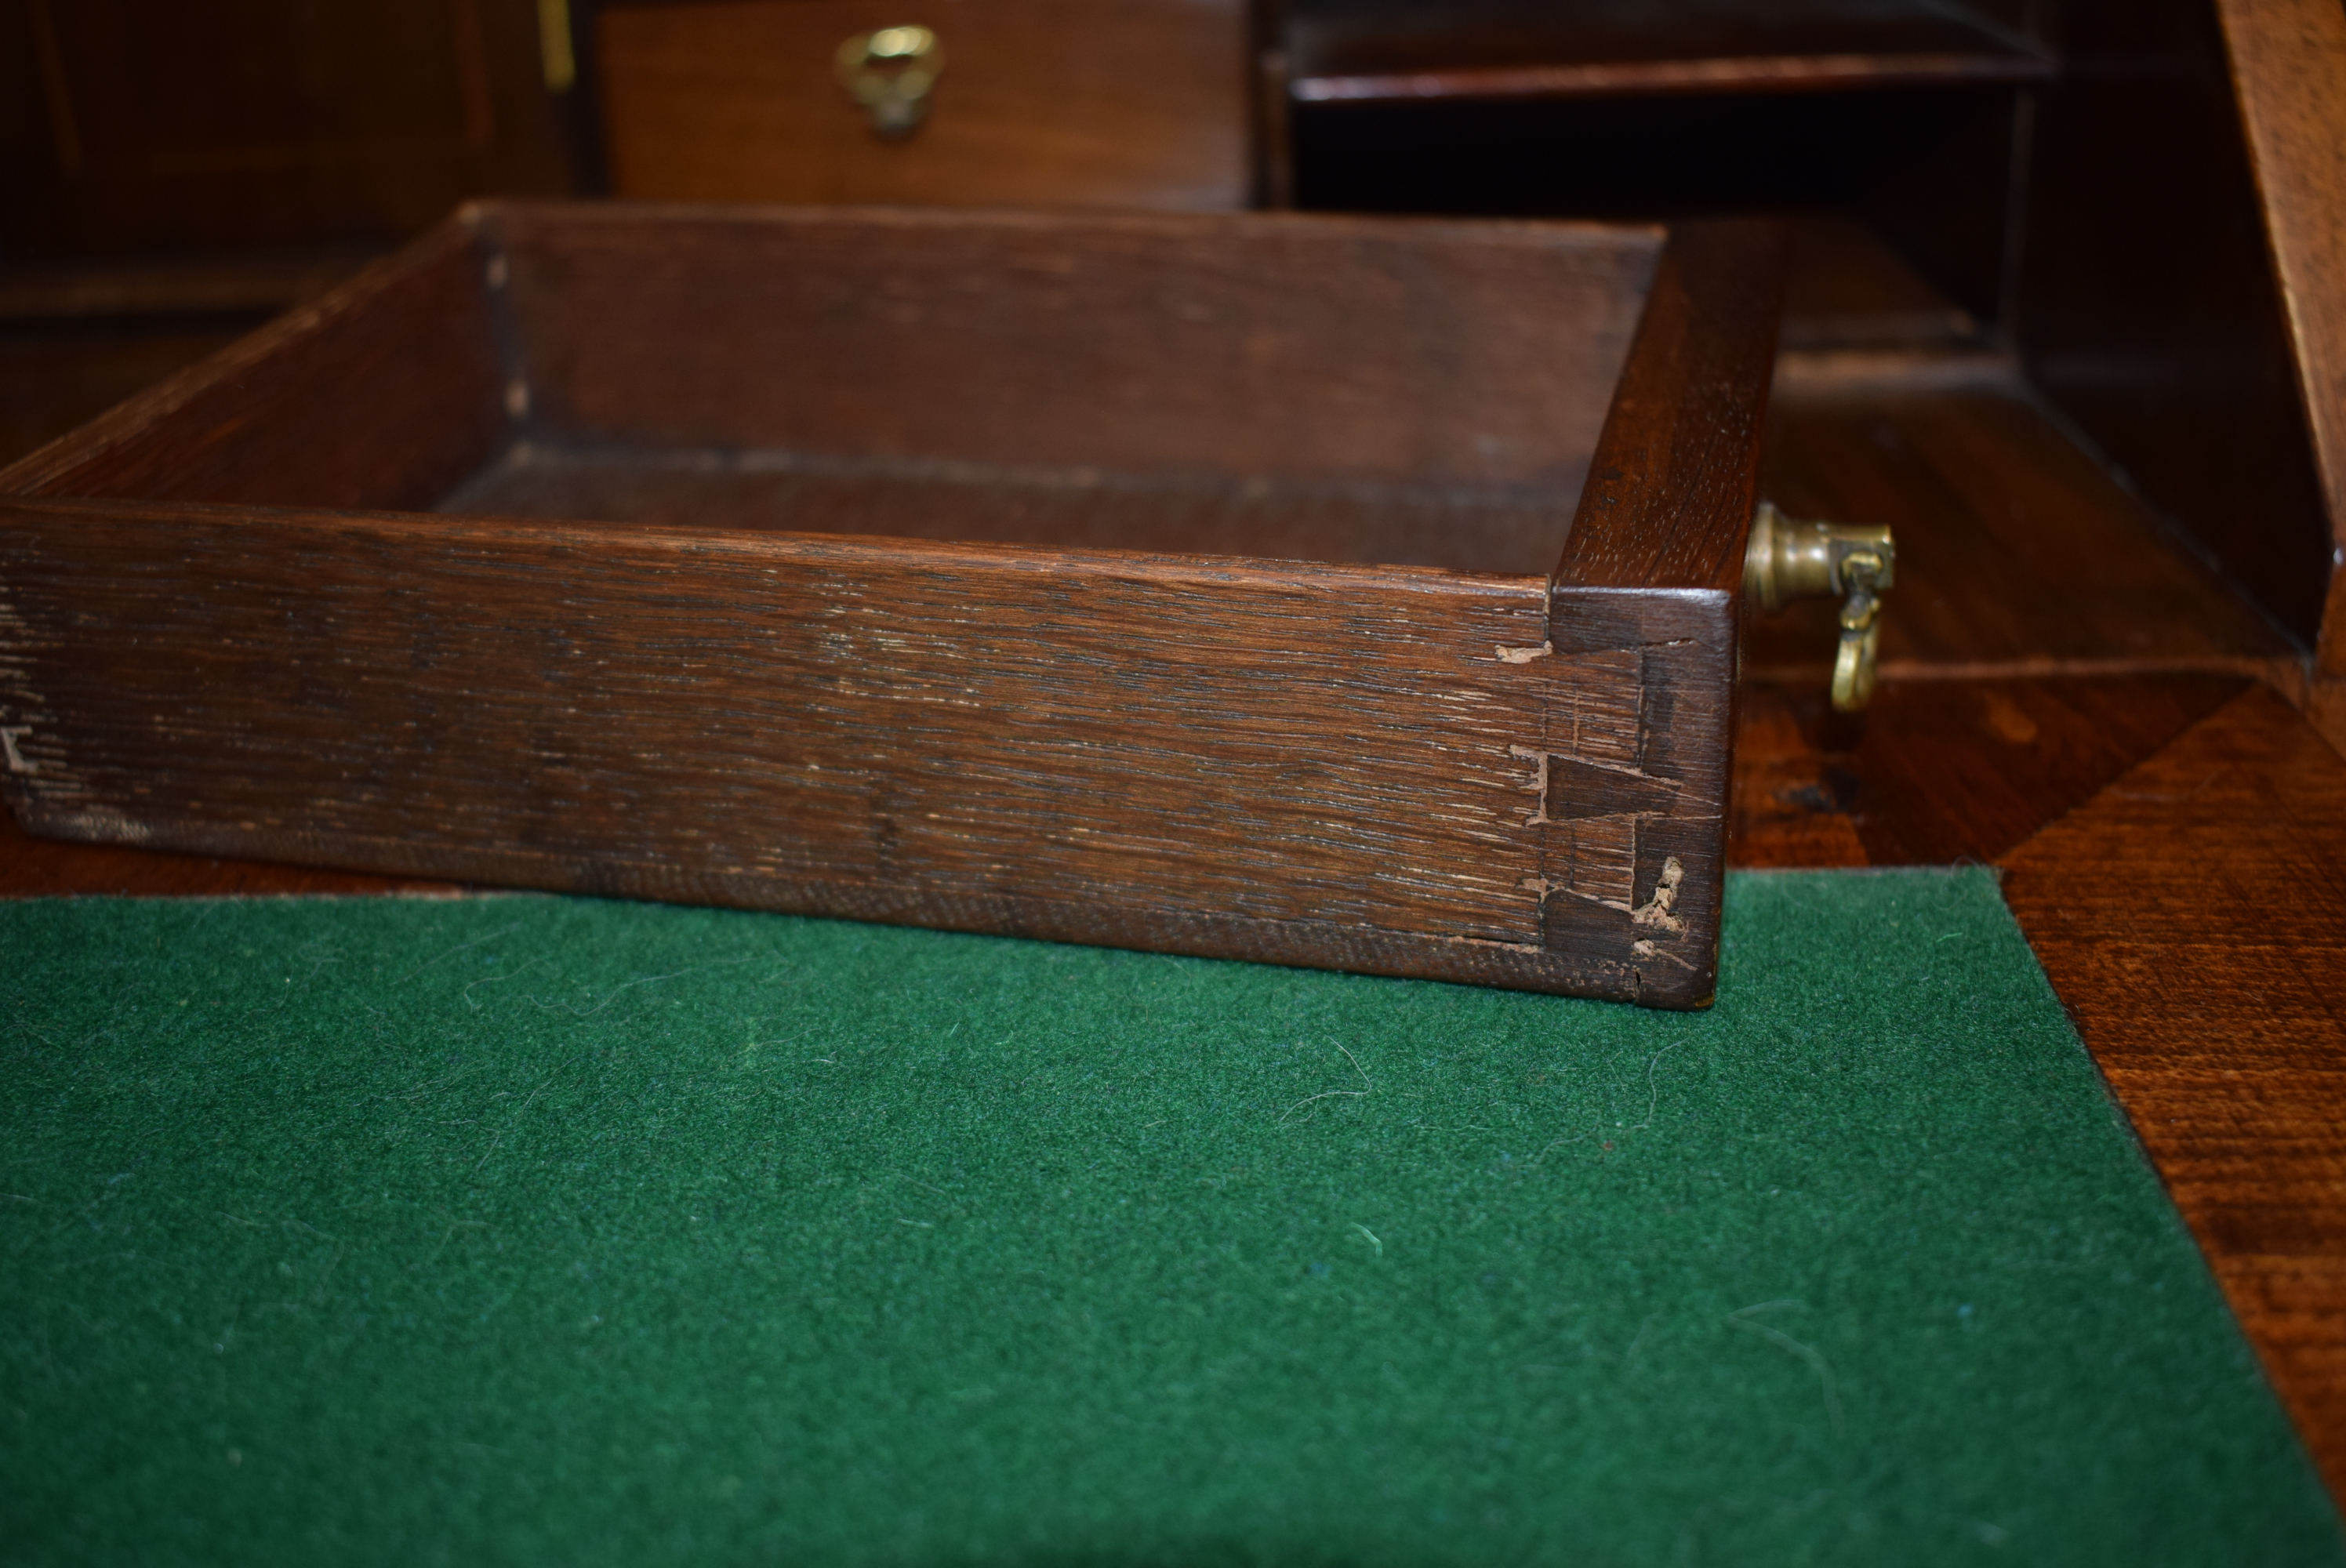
<box><xmin>836</xmin><ymin>25</ymin><xmax>944</xmax><ymax>140</ymax></box>
<box><xmin>1745</xmin><ymin>501</ymin><xmax>1896</xmax><ymax>713</ymax></box>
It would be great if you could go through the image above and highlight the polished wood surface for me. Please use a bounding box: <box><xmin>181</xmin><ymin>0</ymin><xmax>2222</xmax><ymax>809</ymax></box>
<box><xmin>2212</xmin><ymin>0</ymin><xmax>2346</xmax><ymax>746</ymax></box>
<box><xmin>1285</xmin><ymin>0</ymin><xmax>2051</xmax><ymax>103</ymax></box>
<box><xmin>1730</xmin><ymin>675</ymin><xmax>2248</xmax><ymax>868</ymax></box>
<box><xmin>2001</xmin><ymin>685</ymin><xmax>2346</xmax><ymax>1496</ymax></box>
<box><xmin>0</xmin><ymin>0</ymin><xmax>579</xmax><ymax>256</ymax></box>
<box><xmin>598</xmin><ymin>0</ymin><xmax>1251</xmax><ymax>211</ymax></box>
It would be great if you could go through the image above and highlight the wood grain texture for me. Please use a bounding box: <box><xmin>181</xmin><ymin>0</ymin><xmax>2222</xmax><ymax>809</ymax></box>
<box><xmin>1999</xmin><ymin>684</ymin><xmax>2346</xmax><ymax>1495</ymax></box>
<box><xmin>0</xmin><ymin>0</ymin><xmax>579</xmax><ymax>259</ymax></box>
<box><xmin>0</xmin><ymin>205</ymin><xmax>1755</xmax><ymax>1007</ymax></box>
<box><xmin>1729</xmin><ymin>675</ymin><xmax>2249</xmax><ymax>868</ymax></box>
<box><xmin>1536</xmin><ymin>588</ymin><xmax>1733</xmax><ymax>996</ymax></box>
<box><xmin>0</xmin><ymin>501</ymin><xmax>1718</xmax><ymax>1004</ymax></box>
<box><xmin>486</xmin><ymin>202</ymin><xmax>1661</xmax><ymax>496</ymax></box>
<box><xmin>1553</xmin><ymin>219</ymin><xmax>1786</xmax><ymax>593</ymax></box>
<box><xmin>1750</xmin><ymin>361</ymin><xmax>2299</xmax><ymax>678</ymax></box>
<box><xmin>598</xmin><ymin>0</ymin><xmax>1251</xmax><ymax>212</ymax></box>
<box><xmin>1285</xmin><ymin>0</ymin><xmax>2051</xmax><ymax>102</ymax></box>
<box><xmin>1531</xmin><ymin>221</ymin><xmax>1781</xmax><ymax>990</ymax></box>
<box><xmin>0</xmin><ymin>220</ymin><xmax>506</xmax><ymax>513</ymax></box>
<box><xmin>440</xmin><ymin>443</ymin><xmax>1580</xmax><ymax>576</ymax></box>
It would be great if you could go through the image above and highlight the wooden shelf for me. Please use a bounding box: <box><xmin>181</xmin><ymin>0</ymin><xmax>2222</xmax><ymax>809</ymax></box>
<box><xmin>1285</xmin><ymin>0</ymin><xmax>2054</xmax><ymax>105</ymax></box>
<box><xmin>1750</xmin><ymin>218</ymin><xmax>2299</xmax><ymax>688</ymax></box>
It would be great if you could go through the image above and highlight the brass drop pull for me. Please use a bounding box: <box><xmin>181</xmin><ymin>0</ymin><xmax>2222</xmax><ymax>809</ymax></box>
<box><xmin>1745</xmin><ymin>501</ymin><xmax>1898</xmax><ymax>713</ymax></box>
<box><xmin>836</xmin><ymin>25</ymin><xmax>943</xmax><ymax>139</ymax></box>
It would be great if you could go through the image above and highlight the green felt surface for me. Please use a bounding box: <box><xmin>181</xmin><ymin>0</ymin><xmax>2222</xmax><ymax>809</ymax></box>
<box><xmin>0</xmin><ymin>869</ymin><xmax>2336</xmax><ymax>1566</ymax></box>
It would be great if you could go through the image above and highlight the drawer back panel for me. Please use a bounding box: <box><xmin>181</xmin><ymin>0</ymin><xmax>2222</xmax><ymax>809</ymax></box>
<box><xmin>488</xmin><ymin>205</ymin><xmax>1661</xmax><ymax>499</ymax></box>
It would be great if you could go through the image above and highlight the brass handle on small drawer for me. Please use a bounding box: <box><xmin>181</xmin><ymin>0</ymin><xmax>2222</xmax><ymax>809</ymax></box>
<box><xmin>1746</xmin><ymin>501</ymin><xmax>1898</xmax><ymax>713</ymax></box>
<box><xmin>836</xmin><ymin>25</ymin><xmax>943</xmax><ymax>139</ymax></box>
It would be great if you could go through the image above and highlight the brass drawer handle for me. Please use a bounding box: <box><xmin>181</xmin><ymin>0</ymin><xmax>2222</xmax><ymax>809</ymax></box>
<box><xmin>1746</xmin><ymin>502</ymin><xmax>1898</xmax><ymax>712</ymax></box>
<box><xmin>836</xmin><ymin>25</ymin><xmax>944</xmax><ymax>139</ymax></box>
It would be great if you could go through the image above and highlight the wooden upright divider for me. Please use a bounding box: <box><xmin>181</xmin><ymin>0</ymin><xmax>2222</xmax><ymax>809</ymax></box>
<box><xmin>0</xmin><ymin>204</ymin><xmax>1781</xmax><ymax>1007</ymax></box>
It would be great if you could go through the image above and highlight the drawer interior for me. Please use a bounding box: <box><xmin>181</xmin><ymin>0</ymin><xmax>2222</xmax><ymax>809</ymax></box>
<box><xmin>2</xmin><ymin>204</ymin><xmax>1669</xmax><ymax>580</ymax></box>
<box><xmin>438</xmin><ymin>445</ymin><xmax>1571</xmax><ymax>575</ymax></box>
<box><xmin>433</xmin><ymin>205</ymin><xmax>1663</xmax><ymax>576</ymax></box>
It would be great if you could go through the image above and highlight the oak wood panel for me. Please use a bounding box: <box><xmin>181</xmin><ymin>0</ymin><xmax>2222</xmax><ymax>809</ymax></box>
<box><xmin>0</xmin><ymin>205</ymin><xmax>1760</xmax><ymax>1007</ymax></box>
<box><xmin>0</xmin><ymin>500</ymin><xmax>1719</xmax><ymax>1004</ymax></box>
<box><xmin>1552</xmin><ymin>218</ymin><xmax>1785</xmax><ymax>594</ymax></box>
<box><xmin>1729</xmin><ymin>675</ymin><xmax>2249</xmax><ymax>868</ymax></box>
<box><xmin>1535</xmin><ymin>590</ymin><xmax>1734</xmax><ymax>997</ymax></box>
<box><xmin>0</xmin><ymin>221</ymin><xmax>506</xmax><ymax>514</ymax></box>
<box><xmin>598</xmin><ymin>0</ymin><xmax>1250</xmax><ymax>211</ymax></box>
<box><xmin>2210</xmin><ymin>0</ymin><xmax>2346</xmax><ymax>745</ymax></box>
<box><xmin>1999</xmin><ymin>684</ymin><xmax>2346</xmax><ymax>1494</ymax></box>
<box><xmin>1532</xmin><ymin>222</ymin><xmax>1781</xmax><ymax>989</ymax></box>
<box><xmin>441</xmin><ymin>444</ymin><xmax>1578</xmax><ymax>576</ymax></box>
<box><xmin>488</xmin><ymin>203</ymin><xmax>1660</xmax><ymax>495</ymax></box>
<box><xmin>1285</xmin><ymin>0</ymin><xmax>2051</xmax><ymax>103</ymax></box>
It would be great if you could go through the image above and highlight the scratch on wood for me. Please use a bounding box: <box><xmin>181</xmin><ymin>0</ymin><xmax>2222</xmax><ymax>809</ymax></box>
<box><xmin>0</xmin><ymin>725</ymin><xmax>33</xmax><ymax>775</ymax></box>
<box><xmin>1431</xmin><ymin>931</ymin><xmax>1545</xmax><ymax>956</ymax></box>
<box><xmin>1493</xmin><ymin>641</ymin><xmax>1553</xmax><ymax>663</ymax></box>
<box><xmin>41</xmin><ymin>807</ymin><xmax>150</xmax><ymax>843</ymax></box>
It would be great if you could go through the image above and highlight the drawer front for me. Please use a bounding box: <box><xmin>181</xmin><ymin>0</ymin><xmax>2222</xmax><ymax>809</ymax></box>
<box><xmin>600</xmin><ymin>0</ymin><xmax>1251</xmax><ymax>210</ymax></box>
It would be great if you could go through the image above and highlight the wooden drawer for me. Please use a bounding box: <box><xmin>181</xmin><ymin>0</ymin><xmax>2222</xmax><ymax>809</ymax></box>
<box><xmin>599</xmin><ymin>0</ymin><xmax>1253</xmax><ymax>210</ymax></box>
<box><xmin>0</xmin><ymin>201</ymin><xmax>1781</xmax><ymax>1007</ymax></box>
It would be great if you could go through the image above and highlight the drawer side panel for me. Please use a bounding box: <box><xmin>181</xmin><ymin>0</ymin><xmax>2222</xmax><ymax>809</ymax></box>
<box><xmin>0</xmin><ymin>507</ymin><xmax>1597</xmax><ymax>952</ymax></box>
